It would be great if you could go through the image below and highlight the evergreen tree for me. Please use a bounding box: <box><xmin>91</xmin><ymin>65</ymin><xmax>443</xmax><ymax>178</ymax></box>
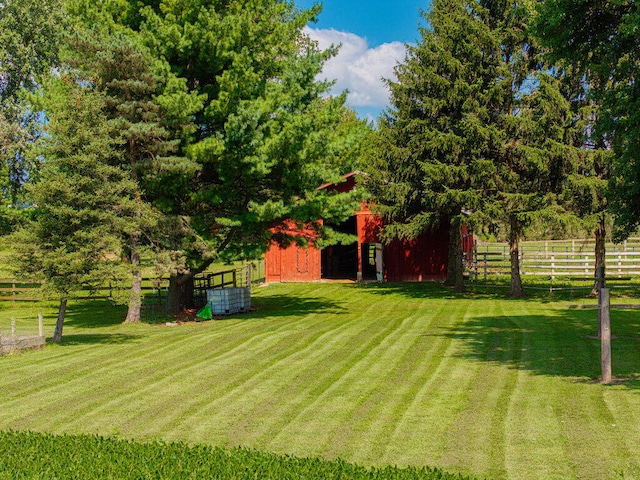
<box><xmin>11</xmin><ymin>75</ymin><xmax>137</xmax><ymax>341</ymax></box>
<box><xmin>368</xmin><ymin>0</ymin><xmax>582</xmax><ymax>297</ymax></box>
<box><xmin>365</xmin><ymin>0</ymin><xmax>501</xmax><ymax>293</ymax></box>
<box><xmin>534</xmin><ymin>0</ymin><xmax>640</xmax><ymax>240</ymax></box>
<box><xmin>97</xmin><ymin>0</ymin><xmax>365</xmax><ymax>313</ymax></box>
<box><xmin>63</xmin><ymin>24</ymin><xmax>201</xmax><ymax>322</ymax></box>
<box><xmin>558</xmin><ymin>68</ymin><xmax>612</xmax><ymax>295</ymax></box>
<box><xmin>482</xmin><ymin>0</ymin><xmax>583</xmax><ymax>297</ymax></box>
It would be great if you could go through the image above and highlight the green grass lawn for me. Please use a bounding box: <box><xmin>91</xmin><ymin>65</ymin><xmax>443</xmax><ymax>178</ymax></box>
<box><xmin>1</xmin><ymin>282</ymin><xmax>639</xmax><ymax>479</ymax></box>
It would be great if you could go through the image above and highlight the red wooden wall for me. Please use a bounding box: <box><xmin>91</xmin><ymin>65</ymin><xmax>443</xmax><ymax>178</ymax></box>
<box><xmin>264</xmin><ymin>172</ymin><xmax>473</xmax><ymax>284</ymax></box>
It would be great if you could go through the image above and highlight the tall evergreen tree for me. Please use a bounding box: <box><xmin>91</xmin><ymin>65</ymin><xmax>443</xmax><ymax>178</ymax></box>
<box><xmin>92</xmin><ymin>0</ymin><xmax>365</xmax><ymax>313</ymax></box>
<box><xmin>63</xmin><ymin>23</ymin><xmax>201</xmax><ymax>322</ymax></box>
<box><xmin>365</xmin><ymin>0</ymin><xmax>501</xmax><ymax>293</ymax></box>
<box><xmin>558</xmin><ymin>68</ymin><xmax>613</xmax><ymax>294</ymax></box>
<box><xmin>11</xmin><ymin>75</ymin><xmax>137</xmax><ymax>341</ymax></box>
<box><xmin>535</xmin><ymin>0</ymin><xmax>640</xmax><ymax>240</ymax></box>
<box><xmin>482</xmin><ymin>0</ymin><xmax>583</xmax><ymax>297</ymax></box>
<box><xmin>368</xmin><ymin>0</ymin><xmax>582</xmax><ymax>297</ymax></box>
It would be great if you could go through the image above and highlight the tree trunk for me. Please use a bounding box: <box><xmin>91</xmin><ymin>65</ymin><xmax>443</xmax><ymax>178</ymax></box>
<box><xmin>167</xmin><ymin>273</ymin><xmax>196</xmax><ymax>316</ymax></box>
<box><xmin>125</xmin><ymin>235</ymin><xmax>142</xmax><ymax>323</ymax></box>
<box><xmin>508</xmin><ymin>216</ymin><xmax>524</xmax><ymax>297</ymax></box>
<box><xmin>590</xmin><ymin>215</ymin><xmax>606</xmax><ymax>297</ymax></box>
<box><xmin>444</xmin><ymin>217</ymin><xmax>465</xmax><ymax>292</ymax></box>
<box><xmin>51</xmin><ymin>298</ymin><xmax>67</xmax><ymax>343</ymax></box>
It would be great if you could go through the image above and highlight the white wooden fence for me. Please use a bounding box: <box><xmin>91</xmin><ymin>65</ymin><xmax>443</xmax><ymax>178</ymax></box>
<box><xmin>470</xmin><ymin>238</ymin><xmax>640</xmax><ymax>280</ymax></box>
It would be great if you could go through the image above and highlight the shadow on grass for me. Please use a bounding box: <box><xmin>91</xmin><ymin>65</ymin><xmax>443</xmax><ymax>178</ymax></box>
<box><xmin>356</xmin><ymin>279</ymin><xmax>640</xmax><ymax>304</ymax></box>
<box><xmin>245</xmin><ymin>293</ymin><xmax>348</xmax><ymax>319</ymax></box>
<box><xmin>63</xmin><ymin>299</ymin><xmax>127</xmax><ymax>329</ymax></box>
<box><xmin>435</xmin><ymin>308</ymin><xmax>640</xmax><ymax>389</ymax></box>
<box><xmin>355</xmin><ymin>280</ymin><xmax>540</xmax><ymax>301</ymax></box>
<box><xmin>57</xmin><ymin>333</ymin><xmax>140</xmax><ymax>346</ymax></box>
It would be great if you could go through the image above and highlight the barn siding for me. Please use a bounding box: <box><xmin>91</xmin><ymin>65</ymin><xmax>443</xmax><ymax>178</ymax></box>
<box><xmin>264</xmin><ymin>172</ymin><xmax>470</xmax><ymax>284</ymax></box>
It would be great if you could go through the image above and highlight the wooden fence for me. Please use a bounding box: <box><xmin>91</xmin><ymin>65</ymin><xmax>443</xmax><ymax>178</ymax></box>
<box><xmin>0</xmin><ymin>261</ymin><xmax>266</xmax><ymax>306</ymax></box>
<box><xmin>470</xmin><ymin>238</ymin><xmax>640</xmax><ymax>280</ymax></box>
<box><xmin>0</xmin><ymin>315</ymin><xmax>45</xmax><ymax>355</ymax></box>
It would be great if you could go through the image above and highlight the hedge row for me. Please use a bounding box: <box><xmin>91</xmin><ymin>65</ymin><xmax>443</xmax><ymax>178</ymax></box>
<box><xmin>0</xmin><ymin>430</ymin><xmax>477</xmax><ymax>479</ymax></box>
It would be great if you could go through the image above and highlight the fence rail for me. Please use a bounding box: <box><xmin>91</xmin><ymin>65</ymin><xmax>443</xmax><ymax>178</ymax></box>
<box><xmin>0</xmin><ymin>261</ymin><xmax>266</xmax><ymax>306</ymax></box>
<box><xmin>0</xmin><ymin>314</ymin><xmax>46</xmax><ymax>355</ymax></box>
<box><xmin>471</xmin><ymin>238</ymin><xmax>640</xmax><ymax>279</ymax></box>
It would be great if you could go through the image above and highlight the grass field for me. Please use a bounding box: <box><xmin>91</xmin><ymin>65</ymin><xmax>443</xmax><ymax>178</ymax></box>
<box><xmin>1</xmin><ymin>282</ymin><xmax>639</xmax><ymax>479</ymax></box>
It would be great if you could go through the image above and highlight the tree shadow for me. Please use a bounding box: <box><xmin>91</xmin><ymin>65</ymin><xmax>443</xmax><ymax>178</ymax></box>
<box><xmin>355</xmin><ymin>281</ymin><xmax>529</xmax><ymax>301</ymax></box>
<box><xmin>435</xmin><ymin>308</ymin><xmax>640</xmax><ymax>389</ymax></box>
<box><xmin>246</xmin><ymin>293</ymin><xmax>348</xmax><ymax>319</ymax></box>
<box><xmin>357</xmin><ymin>279</ymin><xmax>640</xmax><ymax>305</ymax></box>
<box><xmin>57</xmin><ymin>333</ymin><xmax>140</xmax><ymax>346</ymax></box>
<box><xmin>356</xmin><ymin>281</ymin><xmax>476</xmax><ymax>300</ymax></box>
<box><xmin>63</xmin><ymin>299</ymin><xmax>127</xmax><ymax>329</ymax></box>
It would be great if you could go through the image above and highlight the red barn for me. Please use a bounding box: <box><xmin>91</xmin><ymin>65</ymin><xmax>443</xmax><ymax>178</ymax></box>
<box><xmin>264</xmin><ymin>172</ymin><xmax>474</xmax><ymax>283</ymax></box>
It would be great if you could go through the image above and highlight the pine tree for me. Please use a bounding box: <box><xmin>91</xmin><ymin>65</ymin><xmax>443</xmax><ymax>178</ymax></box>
<box><xmin>482</xmin><ymin>0</ymin><xmax>582</xmax><ymax>297</ymax></box>
<box><xmin>100</xmin><ymin>0</ymin><xmax>365</xmax><ymax>313</ymax></box>
<box><xmin>11</xmin><ymin>75</ymin><xmax>137</xmax><ymax>341</ymax></box>
<box><xmin>558</xmin><ymin>67</ymin><xmax>612</xmax><ymax>295</ymax></box>
<box><xmin>534</xmin><ymin>0</ymin><xmax>640</xmax><ymax>240</ymax></box>
<box><xmin>368</xmin><ymin>0</ymin><xmax>583</xmax><ymax>297</ymax></box>
<box><xmin>365</xmin><ymin>0</ymin><xmax>501</xmax><ymax>293</ymax></box>
<box><xmin>64</xmin><ymin>26</ymin><xmax>201</xmax><ymax>322</ymax></box>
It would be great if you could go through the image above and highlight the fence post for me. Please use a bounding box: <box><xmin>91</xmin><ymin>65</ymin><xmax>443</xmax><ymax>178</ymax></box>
<box><xmin>483</xmin><ymin>253</ymin><xmax>488</xmax><ymax>281</ymax></box>
<box><xmin>585</xmin><ymin>254</ymin><xmax>589</xmax><ymax>276</ymax></box>
<box><xmin>618</xmin><ymin>254</ymin><xmax>622</xmax><ymax>278</ymax></box>
<box><xmin>12</xmin><ymin>280</ymin><xmax>16</xmax><ymax>308</ymax></box>
<box><xmin>600</xmin><ymin>288</ymin><xmax>612</xmax><ymax>384</ymax></box>
<box><xmin>551</xmin><ymin>255</ymin><xmax>555</xmax><ymax>280</ymax></box>
<box><xmin>38</xmin><ymin>312</ymin><xmax>44</xmax><ymax>337</ymax></box>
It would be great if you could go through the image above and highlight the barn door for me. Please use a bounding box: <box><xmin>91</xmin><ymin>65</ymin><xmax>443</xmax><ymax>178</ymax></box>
<box><xmin>375</xmin><ymin>243</ymin><xmax>383</xmax><ymax>281</ymax></box>
<box><xmin>265</xmin><ymin>246</ymin><xmax>282</xmax><ymax>283</ymax></box>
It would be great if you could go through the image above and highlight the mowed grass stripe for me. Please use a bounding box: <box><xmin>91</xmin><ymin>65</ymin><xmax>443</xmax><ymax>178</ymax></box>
<box><xmin>600</xmin><ymin>388</ymin><xmax>640</xmax><ymax>478</ymax></box>
<box><xmin>27</xmin><ymin>284</ymin><xmax>378</xmax><ymax>438</ymax></box>
<box><xmin>42</xmin><ymin>307</ymin><xmax>351</xmax><ymax>435</ymax></box>
<box><xmin>337</xmin><ymin>299</ymin><xmax>475</xmax><ymax>466</ymax></box>
<box><xmin>374</xmin><ymin>299</ymin><xmax>500</xmax><ymax>470</ymax></box>
<box><xmin>261</xmin><ymin>298</ymin><xmax>451</xmax><ymax>458</ymax></box>
<box><xmin>558</xmin><ymin>384</ymin><xmax>638</xmax><ymax>479</ymax></box>
<box><xmin>136</xmin><ymin>303</ymin><xmax>379</xmax><ymax>441</ymax></box>
<box><xmin>500</xmin><ymin>303</ymin><xmax>585</xmax><ymax>479</ymax></box>
<box><xmin>2</xmin><ymin>285</ymin><xmax>351</xmax><ymax>432</ymax></box>
<box><xmin>187</xmin><ymin>295</ymin><xmax>399</xmax><ymax>446</ymax></box>
<box><xmin>2</xmin><ymin>282</ymin><xmax>640</xmax><ymax>480</ymax></box>
<box><xmin>196</xmin><ymin>291</ymin><xmax>420</xmax><ymax>450</ymax></box>
<box><xmin>434</xmin><ymin>302</ymin><xmax>523</xmax><ymax>478</ymax></box>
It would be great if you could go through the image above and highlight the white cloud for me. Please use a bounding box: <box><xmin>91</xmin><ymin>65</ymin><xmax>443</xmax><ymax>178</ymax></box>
<box><xmin>303</xmin><ymin>27</ymin><xmax>407</xmax><ymax>110</ymax></box>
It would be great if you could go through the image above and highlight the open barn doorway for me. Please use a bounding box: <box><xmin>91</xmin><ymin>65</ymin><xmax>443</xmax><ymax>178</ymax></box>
<box><xmin>321</xmin><ymin>216</ymin><xmax>358</xmax><ymax>280</ymax></box>
<box><xmin>361</xmin><ymin>242</ymin><xmax>383</xmax><ymax>281</ymax></box>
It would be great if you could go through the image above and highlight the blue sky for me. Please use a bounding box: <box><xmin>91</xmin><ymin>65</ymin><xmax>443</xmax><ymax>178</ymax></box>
<box><xmin>295</xmin><ymin>1</ymin><xmax>431</xmax><ymax>120</ymax></box>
